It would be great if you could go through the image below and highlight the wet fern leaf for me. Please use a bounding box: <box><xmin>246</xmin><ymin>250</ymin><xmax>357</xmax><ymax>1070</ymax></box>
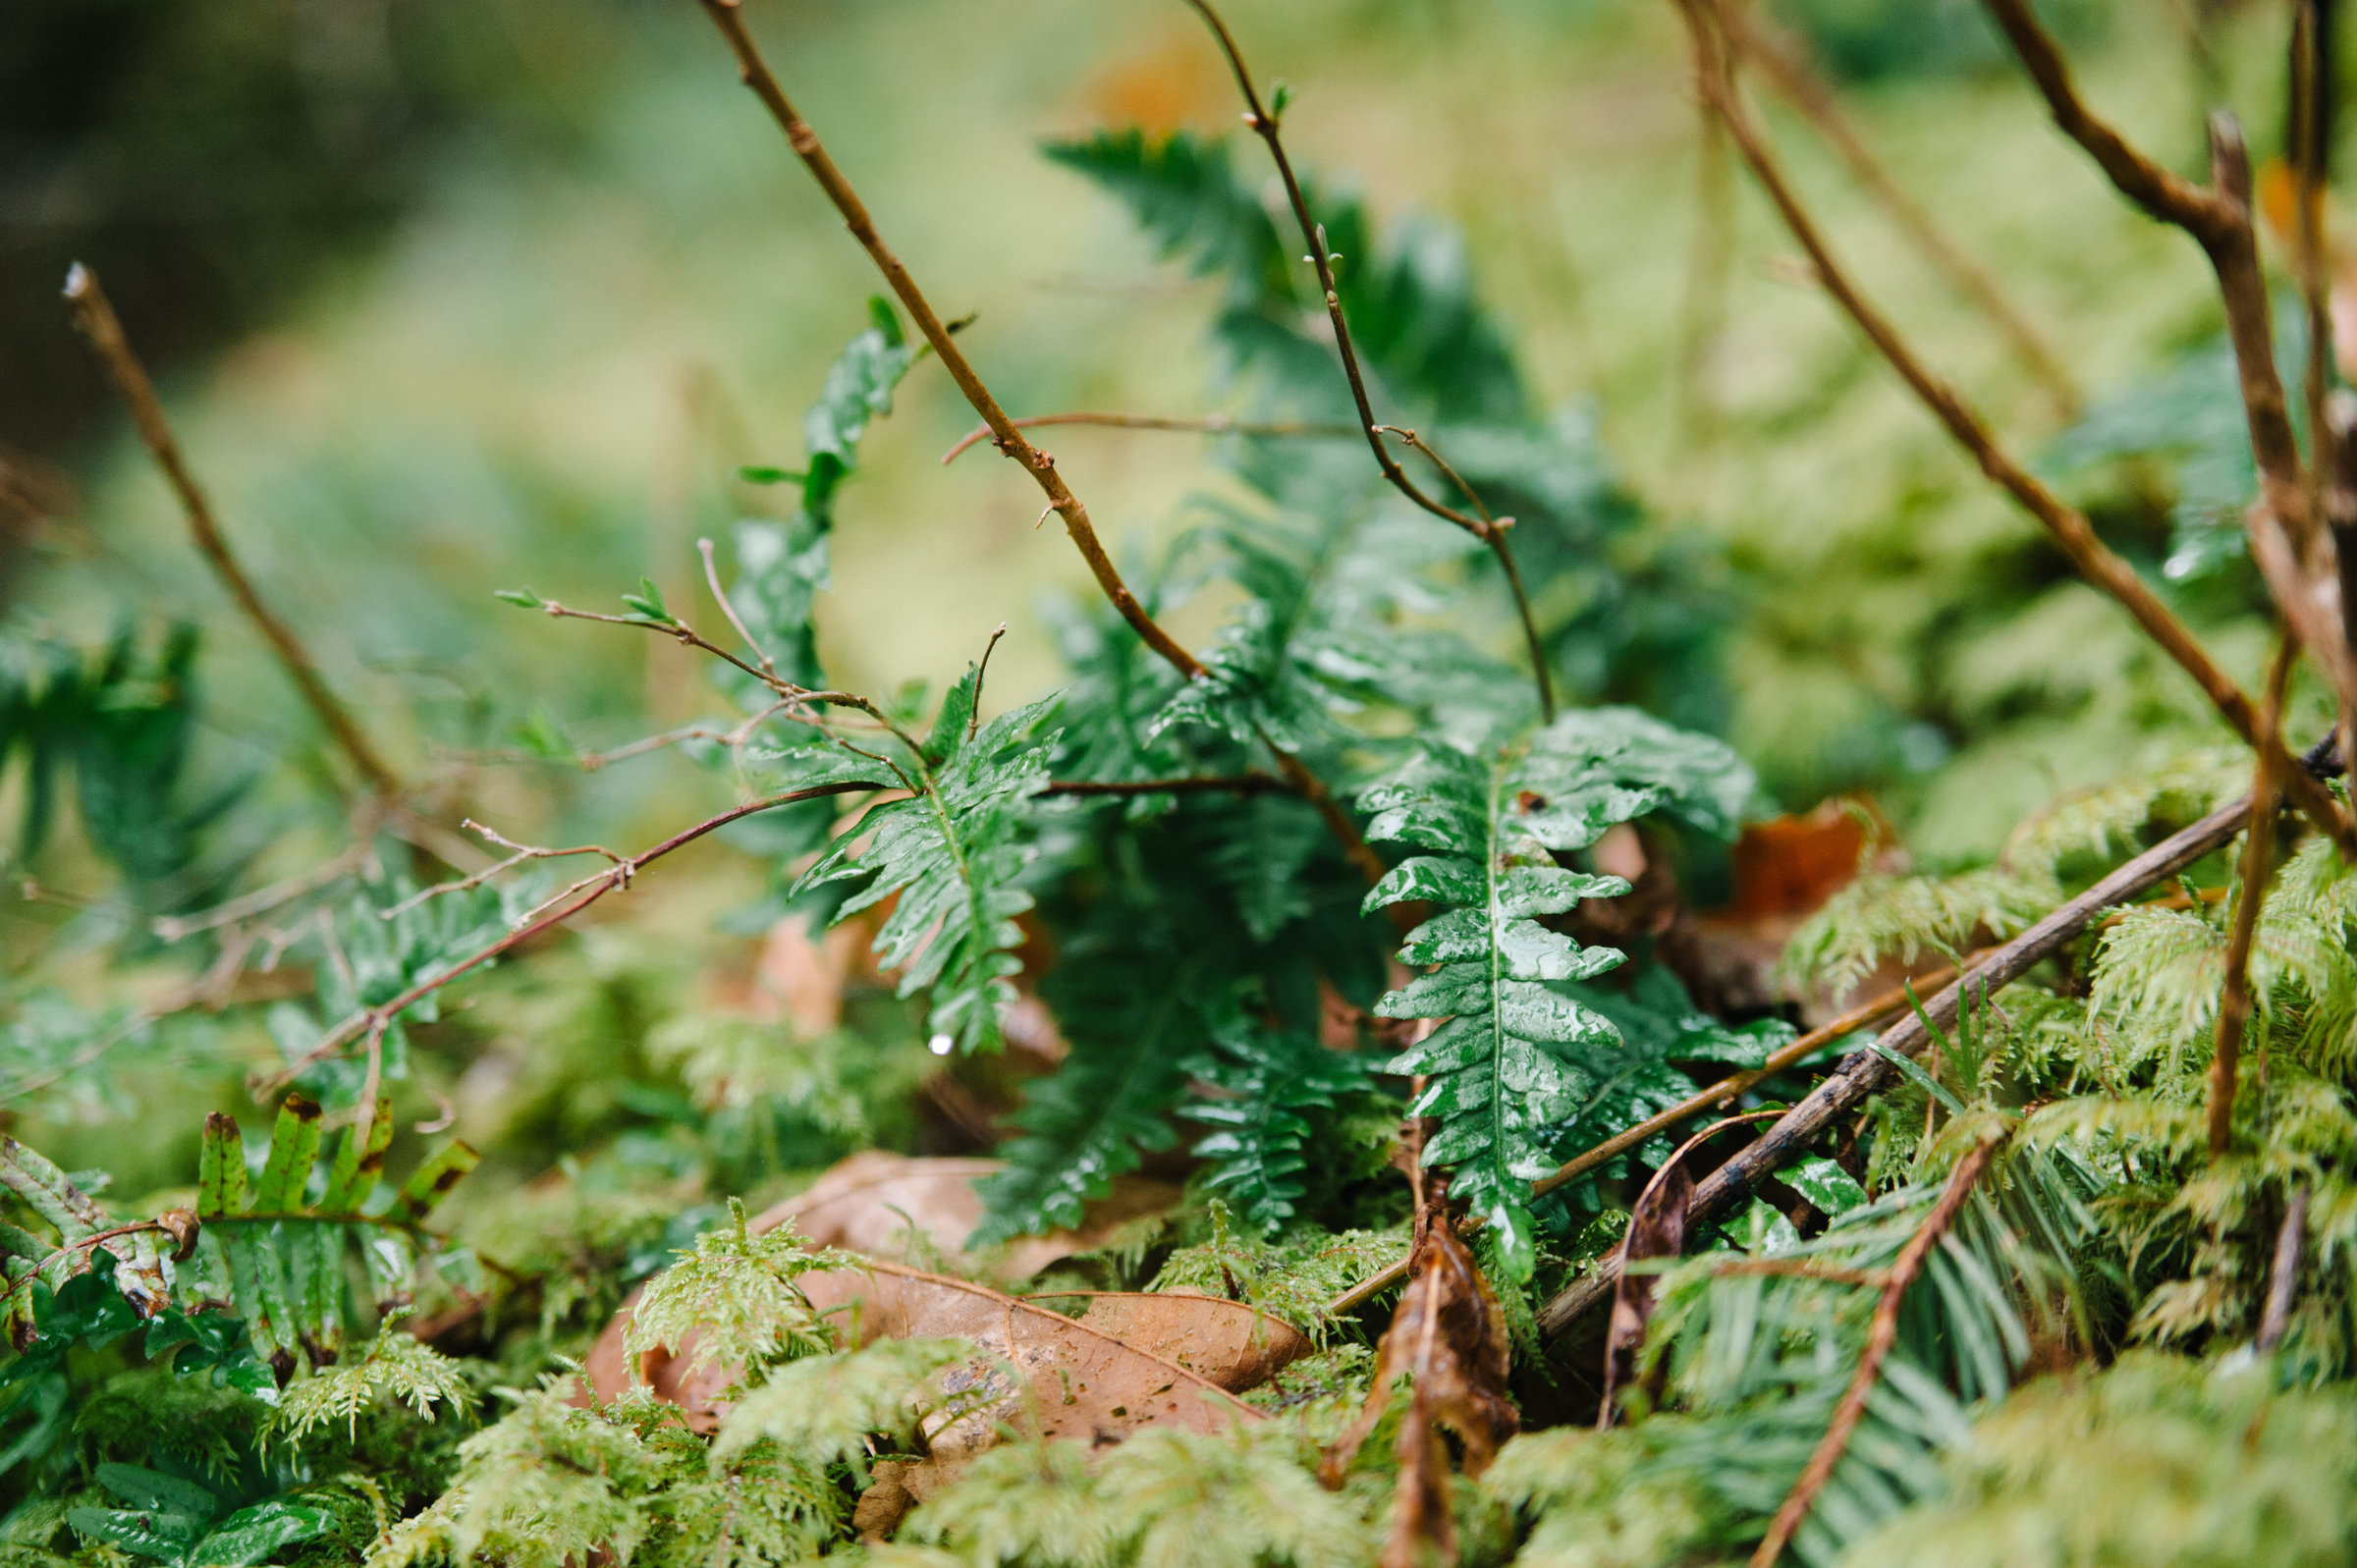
<box><xmin>794</xmin><ymin>666</ymin><xmax>1058</xmax><ymax>1055</ymax></box>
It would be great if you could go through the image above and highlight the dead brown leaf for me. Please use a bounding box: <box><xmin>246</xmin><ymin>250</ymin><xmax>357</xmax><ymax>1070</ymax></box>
<box><xmin>1597</xmin><ymin>1162</ymin><xmax>1691</xmax><ymax>1426</ymax></box>
<box><xmin>585</xmin><ymin>1259</ymin><xmax>1266</xmax><ymax>1462</ymax></box>
<box><xmin>1322</xmin><ymin>1204</ymin><xmax>1517</xmax><ymax>1568</ymax></box>
<box><xmin>1065</xmin><ymin>1290</ymin><xmax>1311</xmax><ymax>1389</ymax></box>
<box><xmin>744</xmin><ymin>1150</ymin><xmax>1178</xmax><ymax>1281</ymax></box>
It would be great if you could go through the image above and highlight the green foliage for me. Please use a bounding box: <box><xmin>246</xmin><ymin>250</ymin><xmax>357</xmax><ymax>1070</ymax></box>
<box><xmin>1364</xmin><ymin>709</ymin><xmax>1753</xmax><ymax>1268</ymax></box>
<box><xmin>185</xmin><ymin>1098</ymin><xmax>478</xmax><ymax>1378</ymax></box>
<box><xmin>620</xmin><ymin>1203</ymin><xmax>850</xmax><ymax>1385</ymax></box>
<box><xmin>905</xmin><ymin>1427</ymin><xmax>1375</xmax><ymax>1568</ymax></box>
<box><xmin>1781</xmin><ymin>867</ymin><xmax>2052</xmax><ymax>1001</ymax></box>
<box><xmin>711</xmin><ymin>1337</ymin><xmax>973</xmax><ymax>1476</ymax></box>
<box><xmin>67</xmin><ymin>1462</ymin><xmax>343</xmax><ymax>1568</ymax></box>
<box><xmin>790</xmin><ymin>667</ymin><xmax>1057</xmax><ymax>1056</ymax></box>
<box><xmin>1840</xmin><ymin>1352</ymin><xmax>2357</xmax><ymax>1568</ymax></box>
<box><xmin>1146</xmin><ymin>1212</ymin><xmax>1406</xmax><ymax>1341</ymax></box>
<box><xmin>268</xmin><ymin>1330</ymin><xmax>473</xmax><ymax>1450</ymax></box>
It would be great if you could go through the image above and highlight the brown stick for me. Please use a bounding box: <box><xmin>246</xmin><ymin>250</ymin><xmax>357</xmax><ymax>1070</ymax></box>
<box><xmin>256</xmin><ymin>780</ymin><xmax>884</xmax><ymax>1094</ymax></box>
<box><xmin>942</xmin><ymin>411</ymin><xmax>1358</xmax><ymax>465</ymax></box>
<box><xmin>1748</xmin><ymin>1136</ymin><xmax>2003</xmax><ymax>1568</ymax></box>
<box><xmin>1182</xmin><ymin>0</ymin><xmax>1557</xmax><ymax>722</ymax></box>
<box><xmin>62</xmin><ymin>264</ymin><xmax>401</xmax><ymax>797</ymax></box>
<box><xmin>1675</xmin><ymin>0</ymin><xmax>2356</xmax><ymax>857</ymax></box>
<box><xmin>1722</xmin><ymin>6</ymin><xmax>2079</xmax><ymax>414</ymax></box>
<box><xmin>692</xmin><ymin>0</ymin><xmax>1200</xmax><ymax>683</ymax></box>
<box><xmin>1537</xmin><ymin>748</ymin><xmax>2323</xmax><ymax>1338</ymax></box>
<box><xmin>2209</xmin><ymin>635</ymin><xmax>2295</xmax><ymax>1154</ymax></box>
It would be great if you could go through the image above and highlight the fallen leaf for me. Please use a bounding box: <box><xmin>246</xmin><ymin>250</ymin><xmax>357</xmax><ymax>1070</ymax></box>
<box><xmin>755</xmin><ymin>911</ymin><xmax>867</xmax><ymax>1036</ymax></box>
<box><xmin>1323</xmin><ymin>1191</ymin><xmax>1517</xmax><ymax>1568</ymax></box>
<box><xmin>586</xmin><ymin>1260</ymin><xmax>1265</xmax><ymax>1460</ymax></box>
<box><xmin>1597</xmin><ymin>1162</ymin><xmax>1691</xmax><ymax>1425</ymax></box>
<box><xmin>1066</xmin><ymin>1291</ymin><xmax>1311</xmax><ymax>1389</ymax></box>
<box><xmin>745</xmin><ymin>1150</ymin><xmax>1178</xmax><ymax>1281</ymax></box>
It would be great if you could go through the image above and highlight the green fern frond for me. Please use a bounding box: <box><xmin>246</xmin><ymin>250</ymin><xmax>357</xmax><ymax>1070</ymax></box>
<box><xmin>1363</xmin><ymin>709</ymin><xmax>1750</xmax><ymax>1270</ymax></box>
<box><xmin>794</xmin><ymin>666</ymin><xmax>1058</xmax><ymax>1055</ymax></box>
<box><xmin>1179</xmin><ymin>1011</ymin><xmax>1372</xmax><ymax>1233</ymax></box>
<box><xmin>268</xmin><ymin>1329</ymin><xmax>473</xmax><ymax>1450</ymax></box>
<box><xmin>1781</xmin><ymin>868</ymin><xmax>2054</xmax><ymax>1001</ymax></box>
<box><xmin>622</xmin><ymin>1203</ymin><xmax>853</xmax><ymax>1383</ymax></box>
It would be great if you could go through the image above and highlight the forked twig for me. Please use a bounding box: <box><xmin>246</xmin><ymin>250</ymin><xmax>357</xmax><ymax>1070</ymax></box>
<box><xmin>62</xmin><ymin>264</ymin><xmax>402</xmax><ymax>797</ymax></box>
<box><xmin>942</xmin><ymin>410</ymin><xmax>1357</xmax><ymax>464</ymax></box>
<box><xmin>690</xmin><ymin>0</ymin><xmax>1388</xmax><ymax>890</ymax></box>
<box><xmin>1981</xmin><ymin>0</ymin><xmax>2357</xmax><ymax>727</ymax></box>
<box><xmin>1749</xmin><ymin>1136</ymin><xmax>2004</xmax><ymax>1568</ymax></box>
<box><xmin>256</xmin><ymin>779</ymin><xmax>886</xmax><ymax>1093</ymax></box>
<box><xmin>1181</xmin><ymin>0</ymin><xmax>1558</xmax><ymax>722</ymax></box>
<box><xmin>1536</xmin><ymin>733</ymin><xmax>2343</xmax><ymax>1338</ymax></box>
<box><xmin>1672</xmin><ymin>0</ymin><xmax>2356</xmax><ymax>857</ymax></box>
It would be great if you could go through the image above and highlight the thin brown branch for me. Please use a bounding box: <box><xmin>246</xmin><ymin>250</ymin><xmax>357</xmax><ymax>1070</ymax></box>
<box><xmin>150</xmin><ymin>839</ymin><xmax>377</xmax><ymax>944</ymax></box>
<box><xmin>377</xmin><ymin>821</ymin><xmax>628</xmax><ymax>921</ymax></box>
<box><xmin>691</xmin><ymin>0</ymin><xmax>1203</xmax><ymax>683</ymax></box>
<box><xmin>699</xmin><ymin>535</ymin><xmax>777</xmax><ymax>677</ymax></box>
<box><xmin>2257</xmin><ymin>1181</ymin><xmax>2310</xmax><ymax>1351</ymax></box>
<box><xmin>62</xmin><ymin>264</ymin><xmax>402</xmax><ymax>797</ymax></box>
<box><xmin>255</xmin><ymin>780</ymin><xmax>886</xmax><ymax>1095</ymax></box>
<box><xmin>941</xmin><ymin>410</ymin><xmax>1358</xmax><ymax>465</ymax></box>
<box><xmin>1724</xmin><ymin>5</ymin><xmax>2079</xmax><ymax>413</ymax></box>
<box><xmin>2210</xmin><ymin>634</ymin><xmax>2296</xmax><ymax>1155</ymax></box>
<box><xmin>1749</xmin><ymin>1136</ymin><xmax>2004</xmax><ymax>1568</ymax></box>
<box><xmin>1181</xmin><ymin>0</ymin><xmax>1557</xmax><ymax>722</ymax></box>
<box><xmin>1675</xmin><ymin>0</ymin><xmax>2357</xmax><ymax>857</ymax></box>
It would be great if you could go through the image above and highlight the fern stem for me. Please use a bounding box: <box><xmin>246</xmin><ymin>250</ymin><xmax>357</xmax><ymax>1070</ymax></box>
<box><xmin>2209</xmin><ymin>634</ymin><xmax>2296</xmax><ymax>1156</ymax></box>
<box><xmin>1748</xmin><ymin>1136</ymin><xmax>2004</xmax><ymax>1568</ymax></box>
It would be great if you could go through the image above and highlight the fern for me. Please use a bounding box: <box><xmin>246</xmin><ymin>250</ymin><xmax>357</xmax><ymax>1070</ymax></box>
<box><xmin>726</xmin><ymin>297</ymin><xmax>915</xmax><ymax>692</ymax></box>
<box><xmin>789</xmin><ymin>664</ymin><xmax>1057</xmax><ymax>1055</ymax></box>
<box><xmin>267</xmin><ymin>1329</ymin><xmax>473</xmax><ymax>1450</ymax></box>
<box><xmin>710</xmin><ymin>1337</ymin><xmax>974</xmax><ymax>1474</ymax></box>
<box><xmin>1365</xmin><ymin>709</ymin><xmax>1752</xmax><ymax>1268</ymax></box>
<box><xmin>621</xmin><ymin>1203</ymin><xmax>852</xmax><ymax>1384</ymax></box>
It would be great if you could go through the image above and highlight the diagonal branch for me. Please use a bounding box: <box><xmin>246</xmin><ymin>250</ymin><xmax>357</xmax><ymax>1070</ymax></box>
<box><xmin>1720</xmin><ymin>5</ymin><xmax>2079</xmax><ymax>413</ymax></box>
<box><xmin>1748</xmin><ymin>1135</ymin><xmax>2005</xmax><ymax>1568</ymax></box>
<box><xmin>1181</xmin><ymin>0</ymin><xmax>1557</xmax><ymax>722</ymax></box>
<box><xmin>1982</xmin><ymin>0</ymin><xmax>2357</xmax><ymax>720</ymax></box>
<box><xmin>1672</xmin><ymin>0</ymin><xmax>2357</xmax><ymax>857</ymax></box>
<box><xmin>62</xmin><ymin>264</ymin><xmax>402</xmax><ymax>797</ymax></box>
<box><xmin>692</xmin><ymin>0</ymin><xmax>1199</xmax><ymax>682</ymax></box>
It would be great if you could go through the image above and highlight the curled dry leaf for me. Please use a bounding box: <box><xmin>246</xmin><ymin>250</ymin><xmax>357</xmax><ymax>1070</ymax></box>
<box><xmin>1597</xmin><ymin>1162</ymin><xmax>1691</xmax><ymax>1425</ymax></box>
<box><xmin>586</xmin><ymin>1259</ymin><xmax>1267</xmax><ymax>1457</ymax></box>
<box><xmin>1323</xmin><ymin>1211</ymin><xmax>1518</xmax><ymax>1568</ymax></box>
<box><xmin>746</xmin><ymin>1149</ymin><xmax>1178</xmax><ymax>1280</ymax></box>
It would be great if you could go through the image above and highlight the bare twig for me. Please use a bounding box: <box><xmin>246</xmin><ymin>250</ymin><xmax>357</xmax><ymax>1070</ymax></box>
<box><xmin>1749</xmin><ymin>1136</ymin><xmax>2004</xmax><ymax>1568</ymax></box>
<box><xmin>2210</xmin><ymin>635</ymin><xmax>2295</xmax><ymax>1155</ymax></box>
<box><xmin>2257</xmin><ymin>1182</ymin><xmax>2311</xmax><ymax>1351</ymax></box>
<box><xmin>1722</xmin><ymin>5</ymin><xmax>2079</xmax><ymax>412</ymax></box>
<box><xmin>1982</xmin><ymin>0</ymin><xmax>2357</xmax><ymax>731</ymax></box>
<box><xmin>699</xmin><ymin>535</ymin><xmax>777</xmax><ymax>677</ymax></box>
<box><xmin>1181</xmin><ymin>0</ymin><xmax>1557</xmax><ymax>722</ymax></box>
<box><xmin>942</xmin><ymin>410</ymin><xmax>1358</xmax><ymax>464</ymax></box>
<box><xmin>1538</xmin><ymin>733</ymin><xmax>2344</xmax><ymax>1338</ymax></box>
<box><xmin>693</xmin><ymin>1</ymin><xmax>1201</xmax><ymax>682</ymax></box>
<box><xmin>61</xmin><ymin>264</ymin><xmax>401</xmax><ymax>797</ymax></box>
<box><xmin>256</xmin><ymin>779</ymin><xmax>887</xmax><ymax>1094</ymax></box>
<box><xmin>377</xmin><ymin>820</ymin><xmax>629</xmax><ymax>921</ymax></box>
<box><xmin>150</xmin><ymin>840</ymin><xmax>377</xmax><ymax>944</ymax></box>
<box><xmin>1674</xmin><ymin>0</ymin><xmax>2356</xmax><ymax>857</ymax></box>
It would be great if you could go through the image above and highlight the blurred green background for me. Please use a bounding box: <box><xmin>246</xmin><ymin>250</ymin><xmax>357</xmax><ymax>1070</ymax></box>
<box><xmin>1</xmin><ymin>0</ymin><xmax>2326</xmax><ymax>895</ymax></box>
